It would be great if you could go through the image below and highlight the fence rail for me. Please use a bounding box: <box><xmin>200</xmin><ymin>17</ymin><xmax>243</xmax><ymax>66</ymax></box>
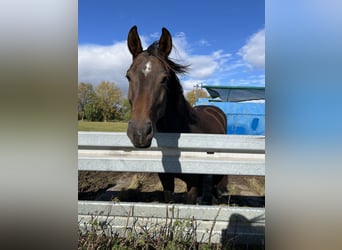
<box><xmin>78</xmin><ymin>132</ymin><xmax>265</xmax><ymax>244</ymax></box>
<box><xmin>79</xmin><ymin>132</ymin><xmax>265</xmax><ymax>176</ymax></box>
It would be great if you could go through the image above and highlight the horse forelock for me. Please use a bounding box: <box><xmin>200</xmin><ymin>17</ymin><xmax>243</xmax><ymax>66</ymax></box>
<box><xmin>146</xmin><ymin>42</ymin><xmax>188</xmax><ymax>75</ymax></box>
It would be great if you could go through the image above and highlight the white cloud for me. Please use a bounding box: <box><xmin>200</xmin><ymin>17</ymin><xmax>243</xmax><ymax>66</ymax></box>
<box><xmin>78</xmin><ymin>41</ymin><xmax>131</xmax><ymax>93</ymax></box>
<box><xmin>171</xmin><ymin>36</ymin><xmax>231</xmax><ymax>87</ymax></box>
<box><xmin>78</xmin><ymin>29</ymin><xmax>264</xmax><ymax>95</ymax></box>
<box><xmin>187</xmin><ymin>55</ymin><xmax>219</xmax><ymax>78</ymax></box>
<box><xmin>78</xmin><ymin>36</ymin><xmax>150</xmax><ymax>94</ymax></box>
<box><xmin>198</xmin><ymin>39</ymin><xmax>210</xmax><ymax>47</ymax></box>
<box><xmin>238</xmin><ymin>29</ymin><xmax>265</xmax><ymax>69</ymax></box>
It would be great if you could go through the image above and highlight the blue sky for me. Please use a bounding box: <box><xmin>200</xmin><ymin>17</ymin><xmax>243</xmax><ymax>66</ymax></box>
<box><xmin>78</xmin><ymin>0</ymin><xmax>265</xmax><ymax>94</ymax></box>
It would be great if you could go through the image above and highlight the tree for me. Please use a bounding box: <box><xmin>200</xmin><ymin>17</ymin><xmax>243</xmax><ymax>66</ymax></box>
<box><xmin>117</xmin><ymin>98</ymin><xmax>131</xmax><ymax>121</ymax></box>
<box><xmin>96</xmin><ymin>81</ymin><xmax>124</xmax><ymax>122</ymax></box>
<box><xmin>84</xmin><ymin>92</ymin><xmax>102</xmax><ymax>121</ymax></box>
<box><xmin>185</xmin><ymin>88</ymin><xmax>209</xmax><ymax>106</ymax></box>
<box><xmin>78</xmin><ymin>82</ymin><xmax>95</xmax><ymax>120</ymax></box>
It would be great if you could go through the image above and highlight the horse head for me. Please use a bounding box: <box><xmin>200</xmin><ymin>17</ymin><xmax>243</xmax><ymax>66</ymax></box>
<box><xmin>126</xmin><ymin>26</ymin><xmax>173</xmax><ymax>148</ymax></box>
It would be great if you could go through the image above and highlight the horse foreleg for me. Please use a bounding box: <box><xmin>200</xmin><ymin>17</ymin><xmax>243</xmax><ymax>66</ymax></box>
<box><xmin>213</xmin><ymin>175</ymin><xmax>228</xmax><ymax>199</ymax></box>
<box><xmin>158</xmin><ymin>173</ymin><xmax>174</xmax><ymax>203</ymax></box>
<box><xmin>201</xmin><ymin>175</ymin><xmax>213</xmax><ymax>205</ymax></box>
<box><xmin>184</xmin><ymin>174</ymin><xmax>202</xmax><ymax>204</ymax></box>
<box><xmin>186</xmin><ymin>186</ymin><xmax>198</xmax><ymax>204</ymax></box>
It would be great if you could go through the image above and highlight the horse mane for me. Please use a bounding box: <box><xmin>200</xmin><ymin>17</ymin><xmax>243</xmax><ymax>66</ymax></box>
<box><xmin>146</xmin><ymin>42</ymin><xmax>198</xmax><ymax>129</ymax></box>
<box><xmin>147</xmin><ymin>42</ymin><xmax>189</xmax><ymax>93</ymax></box>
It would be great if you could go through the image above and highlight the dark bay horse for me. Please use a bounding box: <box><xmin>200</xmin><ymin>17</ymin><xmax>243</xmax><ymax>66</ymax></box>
<box><xmin>126</xmin><ymin>26</ymin><xmax>227</xmax><ymax>204</ymax></box>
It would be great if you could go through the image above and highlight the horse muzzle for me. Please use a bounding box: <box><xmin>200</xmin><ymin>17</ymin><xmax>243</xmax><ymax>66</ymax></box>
<box><xmin>127</xmin><ymin>120</ymin><xmax>154</xmax><ymax>148</ymax></box>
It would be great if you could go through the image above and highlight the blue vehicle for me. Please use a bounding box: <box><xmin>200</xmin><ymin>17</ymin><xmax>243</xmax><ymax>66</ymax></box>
<box><xmin>195</xmin><ymin>85</ymin><xmax>265</xmax><ymax>135</ymax></box>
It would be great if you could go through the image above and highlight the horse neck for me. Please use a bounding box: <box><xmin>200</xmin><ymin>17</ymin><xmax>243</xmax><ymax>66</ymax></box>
<box><xmin>156</xmin><ymin>80</ymin><xmax>196</xmax><ymax>133</ymax></box>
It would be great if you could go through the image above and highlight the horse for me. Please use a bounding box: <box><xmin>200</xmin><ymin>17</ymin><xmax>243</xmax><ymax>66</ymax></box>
<box><xmin>126</xmin><ymin>26</ymin><xmax>227</xmax><ymax>204</ymax></box>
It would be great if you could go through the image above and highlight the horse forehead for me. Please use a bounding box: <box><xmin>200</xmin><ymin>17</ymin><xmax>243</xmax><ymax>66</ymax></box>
<box><xmin>142</xmin><ymin>61</ymin><xmax>152</xmax><ymax>77</ymax></box>
<box><xmin>133</xmin><ymin>55</ymin><xmax>163</xmax><ymax>75</ymax></box>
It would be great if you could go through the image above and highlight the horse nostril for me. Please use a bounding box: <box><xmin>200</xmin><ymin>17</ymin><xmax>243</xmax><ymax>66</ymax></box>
<box><xmin>145</xmin><ymin>122</ymin><xmax>153</xmax><ymax>136</ymax></box>
<box><xmin>128</xmin><ymin>121</ymin><xmax>134</xmax><ymax>129</ymax></box>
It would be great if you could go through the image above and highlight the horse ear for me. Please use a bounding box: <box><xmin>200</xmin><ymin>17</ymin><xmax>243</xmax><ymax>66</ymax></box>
<box><xmin>159</xmin><ymin>27</ymin><xmax>172</xmax><ymax>57</ymax></box>
<box><xmin>127</xmin><ymin>25</ymin><xmax>143</xmax><ymax>58</ymax></box>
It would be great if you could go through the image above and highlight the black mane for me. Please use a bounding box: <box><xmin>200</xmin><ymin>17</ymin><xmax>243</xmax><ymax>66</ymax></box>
<box><xmin>147</xmin><ymin>42</ymin><xmax>188</xmax><ymax>75</ymax></box>
<box><xmin>145</xmin><ymin>41</ymin><xmax>189</xmax><ymax>96</ymax></box>
<box><xmin>145</xmin><ymin>42</ymin><xmax>197</xmax><ymax>131</ymax></box>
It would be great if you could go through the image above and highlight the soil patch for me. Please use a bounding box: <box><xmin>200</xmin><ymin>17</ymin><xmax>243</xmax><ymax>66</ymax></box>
<box><xmin>79</xmin><ymin>171</ymin><xmax>264</xmax><ymax>207</ymax></box>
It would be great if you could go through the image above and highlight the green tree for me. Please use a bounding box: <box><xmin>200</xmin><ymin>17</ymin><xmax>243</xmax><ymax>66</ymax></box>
<box><xmin>185</xmin><ymin>88</ymin><xmax>209</xmax><ymax>106</ymax></box>
<box><xmin>84</xmin><ymin>92</ymin><xmax>102</xmax><ymax>121</ymax></box>
<box><xmin>96</xmin><ymin>81</ymin><xmax>124</xmax><ymax>122</ymax></box>
<box><xmin>78</xmin><ymin>82</ymin><xmax>95</xmax><ymax>120</ymax></box>
<box><xmin>117</xmin><ymin>98</ymin><xmax>131</xmax><ymax>121</ymax></box>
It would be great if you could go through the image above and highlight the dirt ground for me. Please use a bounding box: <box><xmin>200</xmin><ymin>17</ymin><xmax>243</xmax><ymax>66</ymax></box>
<box><xmin>78</xmin><ymin>171</ymin><xmax>265</xmax><ymax>207</ymax></box>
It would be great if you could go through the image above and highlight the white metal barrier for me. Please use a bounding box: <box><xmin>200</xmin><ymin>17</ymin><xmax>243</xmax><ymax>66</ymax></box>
<box><xmin>78</xmin><ymin>132</ymin><xmax>265</xmax><ymax>244</ymax></box>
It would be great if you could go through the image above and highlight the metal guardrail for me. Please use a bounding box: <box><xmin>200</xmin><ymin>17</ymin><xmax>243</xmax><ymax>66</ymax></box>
<box><xmin>78</xmin><ymin>132</ymin><xmax>265</xmax><ymax>176</ymax></box>
<box><xmin>78</xmin><ymin>132</ymin><xmax>265</xmax><ymax>153</ymax></box>
<box><xmin>78</xmin><ymin>132</ymin><xmax>265</xmax><ymax>244</ymax></box>
<box><xmin>78</xmin><ymin>201</ymin><xmax>265</xmax><ymax>245</ymax></box>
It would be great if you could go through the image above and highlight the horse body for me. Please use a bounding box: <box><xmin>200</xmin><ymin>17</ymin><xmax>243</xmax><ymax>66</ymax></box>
<box><xmin>126</xmin><ymin>26</ymin><xmax>227</xmax><ymax>204</ymax></box>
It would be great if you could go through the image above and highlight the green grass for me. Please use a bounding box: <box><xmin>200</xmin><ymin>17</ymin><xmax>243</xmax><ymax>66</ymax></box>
<box><xmin>78</xmin><ymin>121</ymin><xmax>128</xmax><ymax>132</ymax></box>
<box><xmin>78</xmin><ymin>211</ymin><xmax>264</xmax><ymax>250</ymax></box>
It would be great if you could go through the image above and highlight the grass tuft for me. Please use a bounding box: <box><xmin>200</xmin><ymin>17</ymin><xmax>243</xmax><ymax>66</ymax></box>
<box><xmin>78</xmin><ymin>208</ymin><xmax>264</xmax><ymax>250</ymax></box>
